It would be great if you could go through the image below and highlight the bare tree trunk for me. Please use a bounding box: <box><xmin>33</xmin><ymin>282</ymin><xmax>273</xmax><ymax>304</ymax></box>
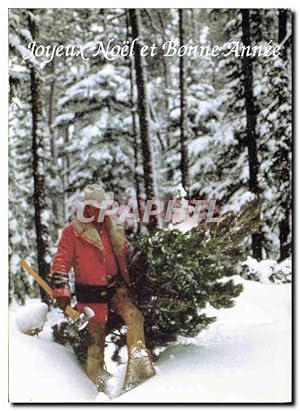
<box><xmin>241</xmin><ymin>9</ymin><xmax>262</xmax><ymax>260</ymax></box>
<box><xmin>179</xmin><ymin>9</ymin><xmax>190</xmax><ymax>198</ymax></box>
<box><xmin>278</xmin><ymin>9</ymin><xmax>287</xmax><ymax>54</ymax></box>
<box><xmin>155</xmin><ymin>10</ymin><xmax>171</xmax><ymax>150</ymax></box>
<box><xmin>130</xmin><ymin>78</ymin><xmax>142</xmax><ymax>232</ymax></box>
<box><xmin>63</xmin><ymin>126</ymin><xmax>70</xmax><ymax>222</ymax></box>
<box><xmin>129</xmin><ymin>9</ymin><xmax>157</xmax><ymax>205</ymax></box>
<box><xmin>28</xmin><ymin>11</ymin><xmax>50</xmax><ymax>302</ymax></box>
<box><xmin>48</xmin><ymin>58</ymin><xmax>56</xmax><ymax>158</ymax></box>
<box><xmin>47</xmin><ymin>56</ymin><xmax>59</xmax><ymax>222</ymax></box>
<box><xmin>163</xmin><ymin>59</ymin><xmax>171</xmax><ymax>150</ymax></box>
<box><xmin>126</xmin><ymin>11</ymin><xmax>142</xmax><ymax>231</ymax></box>
<box><xmin>278</xmin><ymin>9</ymin><xmax>291</xmax><ymax>260</ymax></box>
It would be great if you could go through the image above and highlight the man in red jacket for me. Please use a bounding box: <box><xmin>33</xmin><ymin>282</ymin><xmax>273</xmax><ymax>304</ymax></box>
<box><xmin>50</xmin><ymin>184</ymin><xmax>155</xmax><ymax>391</ymax></box>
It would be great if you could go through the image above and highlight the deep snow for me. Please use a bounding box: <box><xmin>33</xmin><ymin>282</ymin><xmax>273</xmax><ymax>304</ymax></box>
<box><xmin>9</xmin><ymin>277</ymin><xmax>291</xmax><ymax>403</ymax></box>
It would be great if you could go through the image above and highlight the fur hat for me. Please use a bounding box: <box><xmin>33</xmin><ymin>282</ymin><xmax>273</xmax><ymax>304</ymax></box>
<box><xmin>84</xmin><ymin>184</ymin><xmax>107</xmax><ymax>208</ymax></box>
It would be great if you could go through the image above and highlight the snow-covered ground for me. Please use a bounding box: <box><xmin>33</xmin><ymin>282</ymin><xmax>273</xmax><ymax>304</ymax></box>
<box><xmin>9</xmin><ymin>277</ymin><xmax>291</xmax><ymax>403</ymax></box>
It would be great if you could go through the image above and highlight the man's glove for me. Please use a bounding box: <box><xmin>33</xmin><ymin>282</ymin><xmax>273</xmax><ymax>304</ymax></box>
<box><xmin>50</xmin><ymin>272</ymin><xmax>70</xmax><ymax>289</ymax></box>
<box><xmin>49</xmin><ymin>272</ymin><xmax>71</xmax><ymax>311</ymax></box>
<box><xmin>55</xmin><ymin>296</ymin><xmax>71</xmax><ymax>311</ymax></box>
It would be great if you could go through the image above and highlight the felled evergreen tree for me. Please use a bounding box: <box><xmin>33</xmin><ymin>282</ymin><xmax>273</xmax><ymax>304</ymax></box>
<box><xmin>129</xmin><ymin>200</ymin><xmax>260</xmax><ymax>350</ymax></box>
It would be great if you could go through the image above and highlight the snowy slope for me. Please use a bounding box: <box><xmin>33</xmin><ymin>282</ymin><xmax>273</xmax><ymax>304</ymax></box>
<box><xmin>9</xmin><ymin>278</ymin><xmax>291</xmax><ymax>403</ymax></box>
<box><xmin>113</xmin><ymin>278</ymin><xmax>291</xmax><ymax>403</ymax></box>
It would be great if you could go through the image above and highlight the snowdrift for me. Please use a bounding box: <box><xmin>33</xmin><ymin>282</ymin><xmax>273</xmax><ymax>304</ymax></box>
<box><xmin>9</xmin><ymin>277</ymin><xmax>291</xmax><ymax>403</ymax></box>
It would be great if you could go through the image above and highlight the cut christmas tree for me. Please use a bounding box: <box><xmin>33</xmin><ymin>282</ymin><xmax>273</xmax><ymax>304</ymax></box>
<box><xmin>128</xmin><ymin>200</ymin><xmax>260</xmax><ymax>351</ymax></box>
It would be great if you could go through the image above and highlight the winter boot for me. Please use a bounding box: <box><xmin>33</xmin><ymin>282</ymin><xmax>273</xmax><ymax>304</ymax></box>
<box><xmin>96</xmin><ymin>366</ymin><xmax>113</xmax><ymax>393</ymax></box>
<box><xmin>111</xmin><ymin>287</ymin><xmax>156</xmax><ymax>392</ymax></box>
<box><xmin>123</xmin><ymin>340</ymin><xmax>156</xmax><ymax>392</ymax></box>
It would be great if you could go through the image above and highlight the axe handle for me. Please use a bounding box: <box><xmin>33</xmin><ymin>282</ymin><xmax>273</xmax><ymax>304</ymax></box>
<box><xmin>20</xmin><ymin>259</ymin><xmax>53</xmax><ymax>296</ymax></box>
<box><xmin>65</xmin><ymin>305</ymin><xmax>80</xmax><ymax>320</ymax></box>
<box><xmin>20</xmin><ymin>259</ymin><xmax>80</xmax><ymax>321</ymax></box>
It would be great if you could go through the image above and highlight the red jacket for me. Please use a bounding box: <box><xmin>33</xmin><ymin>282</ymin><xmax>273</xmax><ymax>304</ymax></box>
<box><xmin>51</xmin><ymin>216</ymin><xmax>130</xmax><ymax>323</ymax></box>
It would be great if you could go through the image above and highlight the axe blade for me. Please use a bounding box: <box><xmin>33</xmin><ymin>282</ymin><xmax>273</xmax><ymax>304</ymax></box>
<box><xmin>72</xmin><ymin>306</ymin><xmax>95</xmax><ymax>332</ymax></box>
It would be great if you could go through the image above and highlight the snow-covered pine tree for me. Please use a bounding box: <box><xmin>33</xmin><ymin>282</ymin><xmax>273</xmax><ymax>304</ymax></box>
<box><xmin>256</xmin><ymin>9</ymin><xmax>292</xmax><ymax>260</ymax></box>
<box><xmin>9</xmin><ymin>99</ymin><xmax>38</xmax><ymax>303</ymax></box>
<box><xmin>217</xmin><ymin>9</ymin><xmax>292</xmax><ymax>262</ymax></box>
<box><xmin>184</xmin><ymin>11</ymin><xmax>222</xmax><ymax>200</ymax></box>
<box><xmin>53</xmin><ymin>9</ymin><xmax>135</xmax><ymax>205</ymax></box>
<box><xmin>9</xmin><ymin>8</ymin><xmax>37</xmax><ymax>99</ymax></box>
<box><xmin>149</xmin><ymin>9</ymin><xmax>222</xmax><ymax>205</ymax></box>
<box><xmin>201</xmin><ymin>10</ymin><xmax>264</xmax><ymax>259</ymax></box>
<box><xmin>130</xmin><ymin>9</ymin><xmax>177</xmax><ymax>198</ymax></box>
<box><xmin>9</xmin><ymin>9</ymin><xmax>42</xmax><ymax>302</ymax></box>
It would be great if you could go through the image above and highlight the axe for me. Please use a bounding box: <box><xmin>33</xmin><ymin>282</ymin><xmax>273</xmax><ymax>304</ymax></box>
<box><xmin>20</xmin><ymin>259</ymin><xmax>94</xmax><ymax>332</ymax></box>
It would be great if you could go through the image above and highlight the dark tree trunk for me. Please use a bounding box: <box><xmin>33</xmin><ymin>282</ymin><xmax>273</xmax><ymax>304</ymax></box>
<box><xmin>155</xmin><ymin>10</ymin><xmax>171</xmax><ymax>150</ymax></box>
<box><xmin>48</xmin><ymin>57</ymin><xmax>59</xmax><ymax>222</ymax></box>
<box><xmin>278</xmin><ymin>9</ymin><xmax>287</xmax><ymax>55</ymax></box>
<box><xmin>241</xmin><ymin>9</ymin><xmax>262</xmax><ymax>260</ymax></box>
<box><xmin>129</xmin><ymin>9</ymin><xmax>157</xmax><ymax>204</ymax></box>
<box><xmin>179</xmin><ymin>9</ymin><xmax>190</xmax><ymax>198</ymax></box>
<box><xmin>63</xmin><ymin>126</ymin><xmax>70</xmax><ymax>222</ymax></box>
<box><xmin>163</xmin><ymin>58</ymin><xmax>171</xmax><ymax>150</ymax></box>
<box><xmin>48</xmin><ymin>57</ymin><xmax>56</xmax><ymax>158</ymax></box>
<box><xmin>126</xmin><ymin>11</ymin><xmax>142</xmax><ymax>231</ymax></box>
<box><xmin>28</xmin><ymin>11</ymin><xmax>50</xmax><ymax>302</ymax></box>
<box><xmin>130</xmin><ymin>65</ymin><xmax>143</xmax><ymax>232</ymax></box>
<box><xmin>278</xmin><ymin>9</ymin><xmax>291</xmax><ymax>260</ymax></box>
